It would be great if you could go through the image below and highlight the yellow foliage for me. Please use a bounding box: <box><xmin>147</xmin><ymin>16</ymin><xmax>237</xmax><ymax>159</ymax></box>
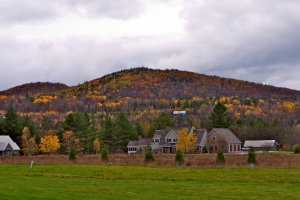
<box><xmin>232</xmin><ymin>99</ymin><xmax>239</xmax><ymax>105</ymax></box>
<box><xmin>220</xmin><ymin>97</ymin><xmax>230</xmax><ymax>103</ymax></box>
<box><xmin>176</xmin><ymin>128</ymin><xmax>188</xmax><ymax>152</ymax></box>
<box><xmin>93</xmin><ymin>138</ymin><xmax>101</xmax><ymax>154</ymax></box>
<box><xmin>39</xmin><ymin>135</ymin><xmax>60</xmax><ymax>154</ymax></box>
<box><xmin>258</xmin><ymin>99</ymin><xmax>265</xmax><ymax>104</ymax></box>
<box><xmin>282</xmin><ymin>101</ymin><xmax>295</xmax><ymax>112</ymax></box>
<box><xmin>176</xmin><ymin>128</ymin><xmax>198</xmax><ymax>153</ymax></box>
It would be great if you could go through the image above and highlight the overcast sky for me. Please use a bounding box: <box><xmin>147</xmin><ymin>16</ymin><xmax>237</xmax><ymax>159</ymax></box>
<box><xmin>0</xmin><ymin>0</ymin><xmax>300</xmax><ymax>91</ymax></box>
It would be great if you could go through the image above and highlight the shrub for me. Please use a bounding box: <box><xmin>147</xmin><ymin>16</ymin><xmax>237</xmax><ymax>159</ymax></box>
<box><xmin>216</xmin><ymin>148</ymin><xmax>225</xmax><ymax>165</ymax></box>
<box><xmin>175</xmin><ymin>151</ymin><xmax>184</xmax><ymax>165</ymax></box>
<box><xmin>101</xmin><ymin>148</ymin><xmax>109</xmax><ymax>161</ymax></box>
<box><xmin>247</xmin><ymin>147</ymin><xmax>257</xmax><ymax>164</ymax></box>
<box><xmin>294</xmin><ymin>145</ymin><xmax>300</xmax><ymax>154</ymax></box>
<box><xmin>69</xmin><ymin>148</ymin><xmax>76</xmax><ymax>160</ymax></box>
<box><xmin>144</xmin><ymin>146</ymin><xmax>154</xmax><ymax>162</ymax></box>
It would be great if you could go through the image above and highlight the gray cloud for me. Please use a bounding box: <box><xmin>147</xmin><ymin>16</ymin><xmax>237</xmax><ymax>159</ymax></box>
<box><xmin>0</xmin><ymin>0</ymin><xmax>60</xmax><ymax>24</ymax></box>
<box><xmin>0</xmin><ymin>0</ymin><xmax>300</xmax><ymax>91</ymax></box>
<box><xmin>0</xmin><ymin>0</ymin><xmax>144</xmax><ymax>25</ymax></box>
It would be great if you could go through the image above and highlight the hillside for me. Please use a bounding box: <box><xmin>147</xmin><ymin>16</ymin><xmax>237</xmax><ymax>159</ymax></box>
<box><xmin>66</xmin><ymin>68</ymin><xmax>300</xmax><ymax>100</ymax></box>
<box><xmin>0</xmin><ymin>82</ymin><xmax>69</xmax><ymax>96</ymax></box>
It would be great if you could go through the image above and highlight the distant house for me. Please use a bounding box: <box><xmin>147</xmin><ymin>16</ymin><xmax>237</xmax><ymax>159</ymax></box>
<box><xmin>172</xmin><ymin>111</ymin><xmax>187</xmax><ymax>117</ymax></box>
<box><xmin>207</xmin><ymin>128</ymin><xmax>242</xmax><ymax>153</ymax></box>
<box><xmin>127</xmin><ymin>126</ymin><xmax>207</xmax><ymax>154</ymax></box>
<box><xmin>0</xmin><ymin>135</ymin><xmax>20</xmax><ymax>156</ymax></box>
<box><xmin>243</xmin><ymin>140</ymin><xmax>280</xmax><ymax>152</ymax></box>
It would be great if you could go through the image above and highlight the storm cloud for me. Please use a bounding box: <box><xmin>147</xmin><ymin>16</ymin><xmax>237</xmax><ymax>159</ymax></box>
<box><xmin>0</xmin><ymin>0</ymin><xmax>299</xmax><ymax>90</ymax></box>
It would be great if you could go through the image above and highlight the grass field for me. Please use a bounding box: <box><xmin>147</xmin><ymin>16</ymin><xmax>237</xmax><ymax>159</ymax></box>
<box><xmin>0</xmin><ymin>165</ymin><xmax>299</xmax><ymax>200</ymax></box>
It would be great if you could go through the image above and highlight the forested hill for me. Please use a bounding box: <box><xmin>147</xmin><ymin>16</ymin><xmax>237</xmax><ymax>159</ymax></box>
<box><xmin>66</xmin><ymin>68</ymin><xmax>300</xmax><ymax>100</ymax></box>
<box><xmin>0</xmin><ymin>82</ymin><xmax>69</xmax><ymax>96</ymax></box>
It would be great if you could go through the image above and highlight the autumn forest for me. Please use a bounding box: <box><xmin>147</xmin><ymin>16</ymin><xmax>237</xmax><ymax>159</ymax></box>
<box><xmin>1</xmin><ymin>67</ymin><xmax>300</xmax><ymax>155</ymax></box>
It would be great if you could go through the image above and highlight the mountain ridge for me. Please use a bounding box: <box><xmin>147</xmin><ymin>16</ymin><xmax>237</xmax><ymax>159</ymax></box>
<box><xmin>65</xmin><ymin>68</ymin><xmax>300</xmax><ymax>100</ymax></box>
<box><xmin>1</xmin><ymin>68</ymin><xmax>299</xmax><ymax>100</ymax></box>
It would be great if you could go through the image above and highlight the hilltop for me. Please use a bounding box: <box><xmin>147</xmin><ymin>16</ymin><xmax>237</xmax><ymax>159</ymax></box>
<box><xmin>65</xmin><ymin>68</ymin><xmax>300</xmax><ymax>100</ymax></box>
<box><xmin>0</xmin><ymin>82</ymin><xmax>69</xmax><ymax>96</ymax></box>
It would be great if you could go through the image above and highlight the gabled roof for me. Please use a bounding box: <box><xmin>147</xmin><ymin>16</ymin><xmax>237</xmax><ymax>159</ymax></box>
<box><xmin>0</xmin><ymin>142</ymin><xmax>13</xmax><ymax>151</ymax></box>
<box><xmin>0</xmin><ymin>136</ymin><xmax>20</xmax><ymax>151</ymax></box>
<box><xmin>153</xmin><ymin>130</ymin><xmax>168</xmax><ymax>139</ymax></box>
<box><xmin>210</xmin><ymin>128</ymin><xmax>241</xmax><ymax>144</ymax></box>
<box><xmin>244</xmin><ymin>140</ymin><xmax>280</xmax><ymax>148</ymax></box>
<box><xmin>193</xmin><ymin>129</ymin><xmax>207</xmax><ymax>146</ymax></box>
<box><xmin>127</xmin><ymin>140</ymin><xmax>139</xmax><ymax>146</ymax></box>
<box><xmin>127</xmin><ymin>138</ymin><xmax>152</xmax><ymax>147</ymax></box>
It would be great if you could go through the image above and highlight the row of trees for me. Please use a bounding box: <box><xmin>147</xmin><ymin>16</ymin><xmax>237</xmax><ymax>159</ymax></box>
<box><xmin>0</xmin><ymin>107</ymin><xmax>175</xmax><ymax>155</ymax></box>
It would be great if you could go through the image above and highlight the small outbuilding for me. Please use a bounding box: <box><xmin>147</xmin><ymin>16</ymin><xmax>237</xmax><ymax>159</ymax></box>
<box><xmin>243</xmin><ymin>140</ymin><xmax>280</xmax><ymax>152</ymax></box>
<box><xmin>0</xmin><ymin>135</ymin><xmax>20</xmax><ymax>156</ymax></box>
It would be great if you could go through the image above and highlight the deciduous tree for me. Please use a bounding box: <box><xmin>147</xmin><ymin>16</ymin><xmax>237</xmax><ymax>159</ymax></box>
<box><xmin>39</xmin><ymin>135</ymin><xmax>60</xmax><ymax>154</ymax></box>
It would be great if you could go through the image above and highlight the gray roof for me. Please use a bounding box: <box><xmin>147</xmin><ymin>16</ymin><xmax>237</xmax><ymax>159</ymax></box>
<box><xmin>244</xmin><ymin>140</ymin><xmax>279</xmax><ymax>148</ymax></box>
<box><xmin>194</xmin><ymin>129</ymin><xmax>207</xmax><ymax>145</ymax></box>
<box><xmin>127</xmin><ymin>140</ymin><xmax>139</xmax><ymax>146</ymax></box>
<box><xmin>210</xmin><ymin>128</ymin><xmax>241</xmax><ymax>144</ymax></box>
<box><xmin>127</xmin><ymin>138</ymin><xmax>152</xmax><ymax>147</ymax></box>
<box><xmin>0</xmin><ymin>142</ymin><xmax>13</xmax><ymax>151</ymax></box>
<box><xmin>0</xmin><ymin>136</ymin><xmax>20</xmax><ymax>151</ymax></box>
<box><xmin>153</xmin><ymin>130</ymin><xmax>168</xmax><ymax>139</ymax></box>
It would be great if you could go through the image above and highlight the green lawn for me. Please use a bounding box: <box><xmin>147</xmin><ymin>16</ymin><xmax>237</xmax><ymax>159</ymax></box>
<box><xmin>0</xmin><ymin>165</ymin><xmax>299</xmax><ymax>200</ymax></box>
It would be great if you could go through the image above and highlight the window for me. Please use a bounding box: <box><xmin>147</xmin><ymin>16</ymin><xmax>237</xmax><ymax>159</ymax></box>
<box><xmin>154</xmin><ymin>139</ymin><xmax>160</xmax><ymax>143</ymax></box>
<box><xmin>167</xmin><ymin>139</ymin><xmax>171</xmax><ymax>143</ymax></box>
<box><xmin>173</xmin><ymin>139</ymin><xmax>177</xmax><ymax>143</ymax></box>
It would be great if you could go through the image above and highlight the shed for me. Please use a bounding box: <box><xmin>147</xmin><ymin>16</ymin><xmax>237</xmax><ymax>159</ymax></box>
<box><xmin>243</xmin><ymin>140</ymin><xmax>280</xmax><ymax>151</ymax></box>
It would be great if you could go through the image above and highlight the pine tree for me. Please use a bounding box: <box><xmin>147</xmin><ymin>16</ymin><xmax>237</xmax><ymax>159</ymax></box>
<box><xmin>247</xmin><ymin>147</ymin><xmax>257</xmax><ymax>164</ymax></box>
<box><xmin>175</xmin><ymin>151</ymin><xmax>184</xmax><ymax>165</ymax></box>
<box><xmin>101</xmin><ymin>148</ymin><xmax>109</xmax><ymax>162</ymax></box>
<box><xmin>144</xmin><ymin>146</ymin><xmax>154</xmax><ymax>162</ymax></box>
<box><xmin>112</xmin><ymin>112</ymin><xmax>136</xmax><ymax>151</ymax></box>
<box><xmin>69</xmin><ymin>147</ymin><xmax>76</xmax><ymax>160</ymax></box>
<box><xmin>216</xmin><ymin>148</ymin><xmax>225</xmax><ymax>165</ymax></box>
<box><xmin>4</xmin><ymin>107</ymin><xmax>21</xmax><ymax>144</ymax></box>
<box><xmin>207</xmin><ymin>102</ymin><xmax>233</xmax><ymax>129</ymax></box>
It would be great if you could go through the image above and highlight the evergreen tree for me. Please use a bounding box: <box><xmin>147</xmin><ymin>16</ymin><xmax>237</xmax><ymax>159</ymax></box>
<box><xmin>207</xmin><ymin>102</ymin><xmax>233</xmax><ymax>129</ymax></box>
<box><xmin>135</xmin><ymin>122</ymin><xmax>144</xmax><ymax>137</ymax></box>
<box><xmin>102</xmin><ymin>116</ymin><xmax>114</xmax><ymax>151</ymax></box>
<box><xmin>101</xmin><ymin>148</ymin><xmax>109</xmax><ymax>161</ymax></box>
<box><xmin>0</xmin><ymin>118</ymin><xmax>5</xmax><ymax>135</ymax></box>
<box><xmin>295</xmin><ymin>145</ymin><xmax>300</xmax><ymax>154</ymax></box>
<box><xmin>69</xmin><ymin>147</ymin><xmax>76</xmax><ymax>160</ymax></box>
<box><xmin>112</xmin><ymin>112</ymin><xmax>136</xmax><ymax>151</ymax></box>
<box><xmin>175</xmin><ymin>150</ymin><xmax>184</xmax><ymax>165</ymax></box>
<box><xmin>247</xmin><ymin>147</ymin><xmax>257</xmax><ymax>164</ymax></box>
<box><xmin>216</xmin><ymin>148</ymin><xmax>225</xmax><ymax>165</ymax></box>
<box><xmin>144</xmin><ymin>146</ymin><xmax>154</xmax><ymax>162</ymax></box>
<box><xmin>4</xmin><ymin>107</ymin><xmax>21</xmax><ymax>144</ymax></box>
<box><xmin>148</xmin><ymin>113</ymin><xmax>174</xmax><ymax>136</ymax></box>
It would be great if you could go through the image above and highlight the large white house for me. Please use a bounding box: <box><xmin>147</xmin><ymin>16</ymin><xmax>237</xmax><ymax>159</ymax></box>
<box><xmin>127</xmin><ymin>127</ymin><xmax>209</xmax><ymax>154</ymax></box>
<box><xmin>127</xmin><ymin>127</ymin><xmax>242</xmax><ymax>154</ymax></box>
